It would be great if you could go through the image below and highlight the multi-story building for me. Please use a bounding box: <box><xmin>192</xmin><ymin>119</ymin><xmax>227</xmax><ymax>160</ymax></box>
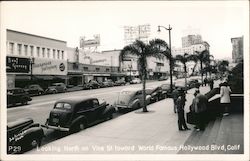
<box><xmin>181</xmin><ymin>34</ymin><xmax>203</xmax><ymax>48</ymax></box>
<box><xmin>6</xmin><ymin>29</ymin><xmax>67</xmax><ymax>89</ymax></box>
<box><xmin>231</xmin><ymin>36</ymin><xmax>243</xmax><ymax>63</ymax></box>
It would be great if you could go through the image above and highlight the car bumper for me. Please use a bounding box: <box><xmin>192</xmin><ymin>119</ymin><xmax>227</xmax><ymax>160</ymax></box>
<box><xmin>41</xmin><ymin>124</ymin><xmax>69</xmax><ymax>132</ymax></box>
<box><xmin>116</xmin><ymin>104</ymin><xmax>132</xmax><ymax>109</ymax></box>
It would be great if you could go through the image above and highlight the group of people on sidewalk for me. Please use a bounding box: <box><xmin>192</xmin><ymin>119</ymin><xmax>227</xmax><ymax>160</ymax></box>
<box><xmin>172</xmin><ymin>78</ymin><xmax>232</xmax><ymax>132</ymax></box>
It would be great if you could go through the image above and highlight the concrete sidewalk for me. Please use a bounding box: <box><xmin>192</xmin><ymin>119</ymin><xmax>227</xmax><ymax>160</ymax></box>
<box><xmin>29</xmin><ymin>85</ymin><xmax>213</xmax><ymax>154</ymax></box>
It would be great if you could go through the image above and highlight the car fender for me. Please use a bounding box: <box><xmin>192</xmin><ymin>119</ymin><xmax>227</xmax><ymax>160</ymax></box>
<box><xmin>16</xmin><ymin>126</ymin><xmax>44</xmax><ymax>146</ymax></box>
<box><xmin>71</xmin><ymin>116</ymin><xmax>88</xmax><ymax>127</ymax></box>
<box><xmin>102</xmin><ymin>105</ymin><xmax>116</xmax><ymax>115</ymax></box>
<box><xmin>146</xmin><ymin>95</ymin><xmax>152</xmax><ymax>104</ymax></box>
<box><xmin>130</xmin><ymin>99</ymin><xmax>140</xmax><ymax>108</ymax></box>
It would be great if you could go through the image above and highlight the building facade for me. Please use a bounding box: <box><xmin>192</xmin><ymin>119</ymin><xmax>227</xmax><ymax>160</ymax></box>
<box><xmin>6</xmin><ymin>29</ymin><xmax>67</xmax><ymax>89</ymax></box>
<box><xmin>231</xmin><ymin>36</ymin><xmax>243</xmax><ymax>63</ymax></box>
<box><xmin>181</xmin><ymin>34</ymin><xmax>202</xmax><ymax>48</ymax></box>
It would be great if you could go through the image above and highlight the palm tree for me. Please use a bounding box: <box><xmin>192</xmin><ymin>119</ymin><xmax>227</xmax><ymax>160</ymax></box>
<box><xmin>120</xmin><ymin>39</ymin><xmax>164</xmax><ymax>112</ymax></box>
<box><xmin>194</xmin><ymin>49</ymin><xmax>210</xmax><ymax>84</ymax></box>
<box><xmin>174</xmin><ymin>53</ymin><xmax>196</xmax><ymax>91</ymax></box>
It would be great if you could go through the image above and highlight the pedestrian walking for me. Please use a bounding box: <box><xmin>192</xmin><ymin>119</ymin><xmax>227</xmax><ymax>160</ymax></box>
<box><xmin>204</xmin><ymin>78</ymin><xmax>208</xmax><ymax>86</ymax></box>
<box><xmin>176</xmin><ymin>90</ymin><xmax>190</xmax><ymax>131</ymax></box>
<box><xmin>220</xmin><ymin>82</ymin><xmax>231</xmax><ymax>116</ymax></box>
<box><xmin>209</xmin><ymin>79</ymin><xmax>214</xmax><ymax>90</ymax></box>
<box><xmin>172</xmin><ymin>87</ymin><xmax>179</xmax><ymax>113</ymax></box>
<box><xmin>190</xmin><ymin>89</ymin><xmax>208</xmax><ymax>131</ymax></box>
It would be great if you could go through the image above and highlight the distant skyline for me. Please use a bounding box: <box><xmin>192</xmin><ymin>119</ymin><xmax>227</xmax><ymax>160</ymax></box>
<box><xmin>2</xmin><ymin>1</ymin><xmax>248</xmax><ymax>59</ymax></box>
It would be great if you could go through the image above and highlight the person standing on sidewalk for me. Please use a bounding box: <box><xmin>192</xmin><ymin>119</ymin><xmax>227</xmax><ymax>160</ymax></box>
<box><xmin>220</xmin><ymin>82</ymin><xmax>231</xmax><ymax>116</ymax></box>
<box><xmin>172</xmin><ymin>87</ymin><xmax>179</xmax><ymax>113</ymax></box>
<box><xmin>176</xmin><ymin>90</ymin><xmax>190</xmax><ymax>131</ymax></box>
<box><xmin>209</xmin><ymin>79</ymin><xmax>214</xmax><ymax>90</ymax></box>
<box><xmin>190</xmin><ymin>89</ymin><xmax>208</xmax><ymax>131</ymax></box>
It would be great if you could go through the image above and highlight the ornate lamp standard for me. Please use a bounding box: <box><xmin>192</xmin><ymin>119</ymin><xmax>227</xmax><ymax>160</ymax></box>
<box><xmin>158</xmin><ymin>24</ymin><xmax>174</xmax><ymax>92</ymax></box>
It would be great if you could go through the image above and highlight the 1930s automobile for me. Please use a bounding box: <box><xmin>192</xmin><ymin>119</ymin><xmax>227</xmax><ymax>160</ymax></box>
<box><xmin>44</xmin><ymin>97</ymin><xmax>116</xmax><ymax>133</ymax></box>
<box><xmin>116</xmin><ymin>88</ymin><xmax>151</xmax><ymax>111</ymax></box>
<box><xmin>7</xmin><ymin>88</ymin><xmax>32</xmax><ymax>107</ymax></box>
<box><xmin>7</xmin><ymin>118</ymin><xmax>44</xmax><ymax>154</ymax></box>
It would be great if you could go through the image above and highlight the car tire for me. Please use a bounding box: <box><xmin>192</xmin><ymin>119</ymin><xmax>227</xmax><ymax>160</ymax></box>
<box><xmin>30</xmin><ymin>137</ymin><xmax>41</xmax><ymax>149</ymax></box>
<box><xmin>22</xmin><ymin>100</ymin><xmax>28</xmax><ymax>105</ymax></box>
<box><xmin>38</xmin><ymin>91</ymin><xmax>42</xmax><ymax>95</ymax></box>
<box><xmin>52</xmin><ymin>90</ymin><xmax>56</xmax><ymax>94</ymax></box>
<box><xmin>70</xmin><ymin>121</ymin><xmax>85</xmax><ymax>133</ymax></box>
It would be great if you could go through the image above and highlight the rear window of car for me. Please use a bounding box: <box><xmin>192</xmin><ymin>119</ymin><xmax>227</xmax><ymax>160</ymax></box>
<box><xmin>55</xmin><ymin>103</ymin><xmax>72</xmax><ymax>110</ymax></box>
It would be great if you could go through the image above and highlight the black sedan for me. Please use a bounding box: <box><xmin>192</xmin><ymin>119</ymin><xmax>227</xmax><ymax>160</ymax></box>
<box><xmin>44</xmin><ymin>97</ymin><xmax>116</xmax><ymax>133</ymax></box>
<box><xmin>7</xmin><ymin>88</ymin><xmax>32</xmax><ymax>107</ymax></box>
<box><xmin>146</xmin><ymin>86</ymin><xmax>163</xmax><ymax>103</ymax></box>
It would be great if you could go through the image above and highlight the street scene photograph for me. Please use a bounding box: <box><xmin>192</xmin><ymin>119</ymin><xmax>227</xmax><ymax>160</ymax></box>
<box><xmin>0</xmin><ymin>1</ymin><xmax>249</xmax><ymax>161</ymax></box>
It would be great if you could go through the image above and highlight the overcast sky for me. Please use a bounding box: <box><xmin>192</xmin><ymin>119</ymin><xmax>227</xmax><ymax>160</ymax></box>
<box><xmin>2</xmin><ymin>1</ymin><xmax>248</xmax><ymax>59</ymax></box>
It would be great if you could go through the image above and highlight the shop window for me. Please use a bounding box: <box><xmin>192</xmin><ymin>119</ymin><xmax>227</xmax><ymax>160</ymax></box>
<box><xmin>106</xmin><ymin>68</ymin><xmax>110</xmax><ymax>72</ymax></box>
<box><xmin>96</xmin><ymin>68</ymin><xmax>100</xmax><ymax>71</ymax></box>
<box><xmin>17</xmin><ymin>44</ymin><xmax>22</xmax><ymax>55</ymax></box>
<box><xmin>83</xmin><ymin>67</ymin><xmax>88</xmax><ymax>71</ymax></box>
<box><xmin>9</xmin><ymin>42</ymin><xmax>14</xmax><ymax>55</ymax></box>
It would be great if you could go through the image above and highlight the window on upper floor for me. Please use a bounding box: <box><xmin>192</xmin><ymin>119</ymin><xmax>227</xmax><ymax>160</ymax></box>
<box><xmin>96</xmin><ymin>68</ymin><xmax>100</xmax><ymax>71</ymax></box>
<box><xmin>47</xmin><ymin>48</ymin><xmax>50</xmax><ymax>58</ymax></box>
<box><xmin>83</xmin><ymin>67</ymin><xmax>88</xmax><ymax>71</ymax></box>
<box><xmin>53</xmin><ymin>49</ymin><xmax>56</xmax><ymax>59</ymax></box>
<box><xmin>37</xmin><ymin>47</ymin><xmax>40</xmax><ymax>57</ymax></box>
<box><xmin>9</xmin><ymin>42</ymin><xmax>14</xmax><ymax>55</ymax></box>
<box><xmin>17</xmin><ymin>44</ymin><xmax>22</xmax><ymax>55</ymax></box>
<box><xmin>57</xmin><ymin>50</ymin><xmax>60</xmax><ymax>59</ymax></box>
<box><xmin>42</xmin><ymin>48</ymin><xmax>45</xmax><ymax>57</ymax></box>
<box><xmin>24</xmin><ymin>45</ymin><xmax>28</xmax><ymax>56</ymax></box>
<box><xmin>30</xmin><ymin>46</ymin><xmax>34</xmax><ymax>56</ymax></box>
<box><xmin>61</xmin><ymin>51</ymin><xmax>64</xmax><ymax>59</ymax></box>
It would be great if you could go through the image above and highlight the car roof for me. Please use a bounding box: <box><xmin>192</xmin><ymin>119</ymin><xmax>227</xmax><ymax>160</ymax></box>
<box><xmin>55</xmin><ymin>96</ymin><xmax>96</xmax><ymax>105</ymax></box>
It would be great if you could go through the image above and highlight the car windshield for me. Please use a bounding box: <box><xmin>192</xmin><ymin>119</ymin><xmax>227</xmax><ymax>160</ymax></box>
<box><xmin>55</xmin><ymin>103</ymin><xmax>72</xmax><ymax>110</ymax></box>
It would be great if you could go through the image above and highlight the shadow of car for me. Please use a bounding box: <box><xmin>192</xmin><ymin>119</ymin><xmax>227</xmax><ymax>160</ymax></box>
<box><xmin>24</xmin><ymin>84</ymin><xmax>44</xmax><ymax>96</ymax></box>
<box><xmin>115</xmin><ymin>88</ymin><xmax>151</xmax><ymax>111</ymax></box>
<box><xmin>43</xmin><ymin>97</ymin><xmax>115</xmax><ymax>134</ymax></box>
<box><xmin>45</xmin><ymin>83</ymin><xmax>67</xmax><ymax>94</ymax></box>
<box><xmin>7</xmin><ymin>118</ymin><xmax>44</xmax><ymax>154</ymax></box>
<box><xmin>7</xmin><ymin>88</ymin><xmax>32</xmax><ymax>107</ymax></box>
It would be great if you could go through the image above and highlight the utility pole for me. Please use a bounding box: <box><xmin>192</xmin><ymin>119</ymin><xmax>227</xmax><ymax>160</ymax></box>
<box><xmin>158</xmin><ymin>24</ymin><xmax>174</xmax><ymax>92</ymax></box>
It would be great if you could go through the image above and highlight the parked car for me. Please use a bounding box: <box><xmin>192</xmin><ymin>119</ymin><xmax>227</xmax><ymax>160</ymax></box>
<box><xmin>158</xmin><ymin>76</ymin><xmax>168</xmax><ymax>81</ymax></box>
<box><xmin>45</xmin><ymin>83</ymin><xmax>67</xmax><ymax>94</ymax></box>
<box><xmin>24</xmin><ymin>84</ymin><xmax>44</xmax><ymax>96</ymax></box>
<box><xmin>44</xmin><ymin>97</ymin><xmax>115</xmax><ymax>133</ymax></box>
<box><xmin>160</xmin><ymin>83</ymin><xmax>172</xmax><ymax>98</ymax></box>
<box><xmin>116</xmin><ymin>88</ymin><xmax>151</xmax><ymax>111</ymax></box>
<box><xmin>7</xmin><ymin>88</ymin><xmax>32</xmax><ymax>106</ymax></box>
<box><xmin>85</xmin><ymin>81</ymin><xmax>100</xmax><ymax>89</ymax></box>
<box><xmin>101</xmin><ymin>80</ymin><xmax>115</xmax><ymax>87</ymax></box>
<box><xmin>146</xmin><ymin>86</ymin><xmax>163</xmax><ymax>102</ymax></box>
<box><xmin>7</xmin><ymin>118</ymin><xmax>44</xmax><ymax>154</ymax></box>
<box><xmin>114</xmin><ymin>79</ymin><xmax>126</xmax><ymax>86</ymax></box>
<box><xmin>187</xmin><ymin>79</ymin><xmax>201</xmax><ymax>89</ymax></box>
<box><xmin>130</xmin><ymin>78</ymin><xmax>141</xmax><ymax>84</ymax></box>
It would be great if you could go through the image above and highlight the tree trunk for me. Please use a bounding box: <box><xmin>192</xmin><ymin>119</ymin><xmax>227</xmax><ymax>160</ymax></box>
<box><xmin>142</xmin><ymin>72</ymin><xmax>148</xmax><ymax>112</ymax></box>
<box><xmin>200</xmin><ymin>61</ymin><xmax>203</xmax><ymax>85</ymax></box>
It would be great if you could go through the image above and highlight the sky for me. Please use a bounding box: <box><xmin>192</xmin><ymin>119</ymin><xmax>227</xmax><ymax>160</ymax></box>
<box><xmin>1</xmin><ymin>1</ymin><xmax>248</xmax><ymax>60</ymax></box>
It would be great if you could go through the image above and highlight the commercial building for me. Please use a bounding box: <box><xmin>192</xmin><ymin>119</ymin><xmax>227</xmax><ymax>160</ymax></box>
<box><xmin>6</xmin><ymin>29</ymin><xmax>67</xmax><ymax>89</ymax></box>
<box><xmin>181</xmin><ymin>34</ymin><xmax>203</xmax><ymax>48</ymax></box>
<box><xmin>231</xmin><ymin>36</ymin><xmax>243</xmax><ymax>63</ymax></box>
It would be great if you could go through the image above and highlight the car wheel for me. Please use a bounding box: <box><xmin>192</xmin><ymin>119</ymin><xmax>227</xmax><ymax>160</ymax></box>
<box><xmin>30</xmin><ymin>137</ymin><xmax>41</xmax><ymax>149</ymax></box>
<box><xmin>89</xmin><ymin>86</ymin><xmax>92</xmax><ymax>90</ymax></box>
<box><xmin>79</xmin><ymin>122</ymin><xmax>85</xmax><ymax>131</ymax></box>
<box><xmin>52</xmin><ymin>90</ymin><xmax>56</xmax><ymax>94</ymax></box>
<box><xmin>22</xmin><ymin>100</ymin><xmax>28</xmax><ymax>105</ymax></box>
<box><xmin>38</xmin><ymin>91</ymin><xmax>42</xmax><ymax>95</ymax></box>
<box><xmin>156</xmin><ymin>97</ymin><xmax>159</xmax><ymax>102</ymax></box>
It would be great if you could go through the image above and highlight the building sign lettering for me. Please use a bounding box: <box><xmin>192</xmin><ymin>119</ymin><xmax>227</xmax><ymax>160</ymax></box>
<box><xmin>6</xmin><ymin>56</ymin><xmax>30</xmax><ymax>73</ymax></box>
<box><xmin>32</xmin><ymin>58</ymin><xmax>67</xmax><ymax>75</ymax></box>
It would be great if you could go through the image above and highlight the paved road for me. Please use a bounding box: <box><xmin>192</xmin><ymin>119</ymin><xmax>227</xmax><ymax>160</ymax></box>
<box><xmin>6</xmin><ymin>77</ymin><xmax>197</xmax><ymax>147</ymax></box>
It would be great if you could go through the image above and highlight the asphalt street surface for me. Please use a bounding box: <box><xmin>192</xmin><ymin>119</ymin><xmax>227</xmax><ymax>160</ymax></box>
<box><xmin>7</xmin><ymin>77</ymin><xmax>191</xmax><ymax>147</ymax></box>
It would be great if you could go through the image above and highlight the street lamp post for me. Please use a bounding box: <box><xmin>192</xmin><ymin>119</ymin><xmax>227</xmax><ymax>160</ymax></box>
<box><xmin>30</xmin><ymin>57</ymin><xmax>35</xmax><ymax>81</ymax></box>
<box><xmin>158</xmin><ymin>24</ymin><xmax>174</xmax><ymax>92</ymax></box>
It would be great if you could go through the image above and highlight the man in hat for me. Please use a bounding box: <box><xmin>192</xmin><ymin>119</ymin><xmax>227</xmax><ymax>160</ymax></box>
<box><xmin>190</xmin><ymin>89</ymin><xmax>208</xmax><ymax>131</ymax></box>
